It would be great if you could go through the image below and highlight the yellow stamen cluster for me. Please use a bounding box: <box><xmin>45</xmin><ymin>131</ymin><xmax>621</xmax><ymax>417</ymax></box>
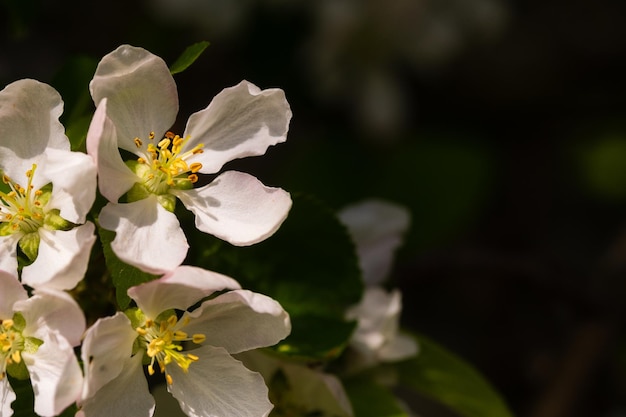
<box><xmin>0</xmin><ymin>165</ymin><xmax>45</xmax><ymax>234</ymax></box>
<box><xmin>133</xmin><ymin>131</ymin><xmax>204</xmax><ymax>194</ymax></box>
<box><xmin>136</xmin><ymin>314</ymin><xmax>206</xmax><ymax>385</ymax></box>
<box><xmin>0</xmin><ymin>319</ymin><xmax>23</xmax><ymax>380</ymax></box>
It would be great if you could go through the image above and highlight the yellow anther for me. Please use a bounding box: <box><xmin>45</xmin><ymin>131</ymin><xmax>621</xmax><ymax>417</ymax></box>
<box><xmin>167</xmin><ymin>315</ymin><xmax>178</xmax><ymax>326</ymax></box>
<box><xmin>158</xmin><ymin>138</ymin><xmax>170</xmax><ymax>149</ymax></box>
<box><xmin>134</xmin><ymin>137</ymin><xmax>143</xmax><ymax>148</ymax></box>
<box><xmin>137</xmin><ymin>157</ymin><xmax>146</xmax><ymax>164</ymax></box>
<box><xmin>2</xmin><ymin>175</ymin><xmax>10</xmax><ymax>184</ymax></box>
<box><xmin>26</xmin><ymin>169</ymin><xmax>33</xmax><ymax>178</ymax></box>
<box><xmin>2</xmin><ymin>320</ymin><xmax>13</xmax><ymax>330</ymax></box>
<box><xmin>173</xmin><ymin>331</ymin><xmax>188</xmax><ymax>340</ymax></box>
<box><xmin>166</xmin><ymin>374</ymin><xmax>173</xmax><ymax>385</ymax></box>
<box><xmin>189</xmin><ymin>163</ymin><xmax>202</xmax><ymax>173</ymax></box>
<box><xmin>136</xmin><ymin>327</ymin><xmax>148</xmax><ymax>336</ymax></box>
<box><xmin>165</xmin><ymin>131</ymin><xmax>175</xmax><ymax>139</ymax></box>
<box><xmin>148</xmin><ymin>364</ymin><xmax>155</xmax><ymax>375</ymax></box>
<box><xmin>187</xmin><ymin>353</ymin><xmax>199</xmax><ymax>361</ymax></box>
<box><xmin>192</xmin><ymin>334</ymin><xmax>206</xmax><ymax>344</ymax></box>
<box><xmin>145</xmin><ymin>319</ymin><xmax>154</xmax><ymax>328</ymax></box>
<box><xmin>35</xmin><ymin>190</ymin><xmax>42</xmax><ymax>196</ymax></box>
<box><xmin>149</xmin><ymin>131</ymin><xmax>155</xmax><ymax>140</ymax></box>
<box><xmin>173</xmin><ymin>136</ymin><xmax>184</xmax><ymax>147</ymax></box>
<box><xmin>188</xmin><ymin>174</ymin><xmax>199</xmax><ymax>183</ymax></box>
<box><xmin>11</xmin><ymin>351</ymin><xmax>20</xmax><ymax>364</ymax></box>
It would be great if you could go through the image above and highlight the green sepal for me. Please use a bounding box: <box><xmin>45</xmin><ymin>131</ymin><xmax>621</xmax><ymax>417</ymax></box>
<box><xmin>124</xmin><ymin>307</ymin><xmax>146</xmax><ymax>329</ymax></box>
<box><xmin>11</xmin><ymin>312</ymin><xmax>26</xmax><ymax>331</ymax></box>
<box><xmin>18</xmin><ymin>232</ymin><xmax>39</xmax><ymax>262</ymax></box>
<box><xmin>156</xmin><ymin>194</ymin><xmax>177</xmax><ymax>213</ymax></box>
<box><xmin>37</xmin><ymin>183</ymin><xmax>52</xmax><ymax>207</ymax></box>
<box><xmin>174</xmin><ymin>178</ymin><xmax>193</xmax><ymax>191</ymax></box>
<box><xmin>43</xmin><ymin>209</ymin><xmax>73</xmax><ymax>231</ymax></box>
<box><xmin>23</xmin><ymin>336</ymin><xmax>43</xmax><ymax>354</ymax></box>
<box><xmin>6</xmin><ymin>357</ymin><xmax>29</xmax><ymax>380</ymax></box>
<box><xmin>0</xmin><ymin>223</ymin><xmax>15</xmax><ymax>236</ymax></box>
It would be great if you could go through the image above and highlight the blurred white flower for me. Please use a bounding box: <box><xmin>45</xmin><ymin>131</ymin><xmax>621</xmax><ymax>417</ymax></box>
<box><xmin>338</xmin><ymin>199</ymin><xmax>410</xmax><ymax>286</ymax></box>
<box><xmin>339</xmin><ymin>199</ymin><xmax>418</xmax><ymax>369</ymax></box>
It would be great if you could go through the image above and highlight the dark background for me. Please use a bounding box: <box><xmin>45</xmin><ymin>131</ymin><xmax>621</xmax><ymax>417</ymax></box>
<box><xmin>3</xmin><ymin>1</ymin><xmax>626</xmax><ymax>416</ymax></box>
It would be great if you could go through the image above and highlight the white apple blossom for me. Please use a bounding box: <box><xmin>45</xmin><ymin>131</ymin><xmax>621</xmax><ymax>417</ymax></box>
<box><xmin>346</xmin><ymin>287</ymin><xmax>418</xmax><ymax>367</ymax></box>
<box><xmin>87</xmin><ymin>44</ymin><xmax>293</xmax><ymax>274</ymax></box>
<box><xmin>0</xmin><ymin>79</ymin><xmax>97</xmax><ymax>291</ymax></box>
<box><xmin>78</xmin><ymin>265</ymin><xmax>291</xmax><ymax>417</ymax></box>
<box><xmin>0</xmin><ymin>270</ymin><xmax>85</xmax><ymax>417</ymax></box>
<box><xmin>339</xmin><ymin>199</ymin><xmax>418</xmax><ymax>369</ymax></box>
<box><xmin>338</xmin><ymin>199</ymin><xmax>410</xmax><ymax>286</ymax></box>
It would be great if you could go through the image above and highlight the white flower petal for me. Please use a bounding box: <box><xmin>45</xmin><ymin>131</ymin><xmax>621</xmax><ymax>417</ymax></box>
<box><xmin>0</xmin><ymin>270</ymin><xmax>27</xmax><ymax>318</ymax></box>
<box><xmin>23</xmin><ymin>331</ymin><xmax>83</xmax><ymax>417</ymax></box>
<box><xmin>378</xmin><ymin>332</ymin><xmax>419</xmax><ymax>362</ymax></box>
<box><xmin>184</xmin><ymin>80</ymin><xmax>291</xmax><ymax>174</ymax></box>
<box><xmin>128</xmin><ymin>265</ymin><xmax>240</xmax><ymax>319</ymax></box>
<box><xmin>347</xmin><ymin>287</ymin><xmax>402</xmax><ymax>352</ymax></box>
<box><xmin>80</xmin><ymin>312</ymin><xmax>137</xmax><ymax>400</ymax></box>
<box><xmin>0</xmin><ymin>378</ymin><xmax>15</xmax><ymax>417</ymax></box>
<box><xmin>42</xmin><ymin>148</ymin><xmax>97</xmax><ymax>224</ymax></box>
<box><xmin>98</xmin><ymin>197</ymin><xmax>188</xmax><ymax>274</ymax></box>
<box><xmin>172</xmin><ymin>171</ymin><xmax>291</xmax><ymax>246</ymax></box>
<box><xmin>338</xmin><ymin>199</ymin><xmax>410</xmax><ymax>286</ymax></box>
<box><xmin>167</xmin><ymin>345</ymin><xmax>272</xmax><ymax>417</ymax></box>
<box><xmin>78</xmin><ymin>354</ymin><xmax>154</xmax><ymax>417</ymax></box>
<box><xmin>21</xmin><ymin>223</ymin><xmax>96</xmax><ymax>291</ymax></box>
<box><xmin>89</xmin><ymin>44</ymin><xmax>178</xmax><ymax>153</ymax></box>
<box><xmin>0</xmin><ymin>79</ymin><xmax>68</xmax><ymax>181</ymax></box>
<box><xmin>15</xmin><ymin>289</ymin><xmax>85</xmax><ymax>347</ymax></box>
<box><xmin>86</xmin><ymin>99</ymin><xmax>139</xmax><ymax>203</ymax></box>
<box><xmin>0</xmin><ymin>235</ymin><xmax>19</xmax><ymax>280</ymax></box>
<box><xmin>184</xmin><ymin>289</ymin><xmax>290</xmax><ymax>354</ymax></box>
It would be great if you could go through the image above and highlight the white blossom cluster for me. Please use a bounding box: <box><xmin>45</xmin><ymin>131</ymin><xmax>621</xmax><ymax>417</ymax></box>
<box><xmin>0</xmin><ymin>45</ymin><xmax>293</xmax><ymax>417</ymax></box>
<box><xmin>0</xmin><ymin>45</ymin><xmax>418</xmax><ymax>417</ymax></box>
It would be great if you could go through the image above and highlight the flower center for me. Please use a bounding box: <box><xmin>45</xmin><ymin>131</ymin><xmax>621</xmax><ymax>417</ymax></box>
<box><xmin>132</xmin><ymin>131</ymin><xmax>204</xmax><ymax>195</ymax></box>
<box><xmin>136</xmin><ymin>313</ymin><xmax>206</xmax><ymax>385</ymax></box>
<box><xmin>0</xmin><ymin>165</ymin><xmax>47</xmax><ymax>235</ymax></box>
<box><xmin>0</xmin><ymin>318</ymin><xmax>24</xmax><ymax>380</ymax></box>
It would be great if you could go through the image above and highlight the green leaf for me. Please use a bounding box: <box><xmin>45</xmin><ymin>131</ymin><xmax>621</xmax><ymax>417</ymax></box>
<box><xmin>398</xmin><ymin>334</ymin><xmax>514</xmax><ymax>417</ymax></box>
<box><xmin>343</xmin><ymin>377</ymin><xmax>408</xmax><ymax>417</ymax></box>
<box><xmin>187</xmin><ymin>193</ymin><xmax>363</xmax><ymax>360</ymax></box>
<box><xmin>169</xmin><ymin>41</ymin><xmax>210</xmax><ymax>75</ymax></box>
<box><xmin>51</xmin><ymin>55</ymin><xmax>98</xmax><ymax>152</ymax></box>
<box><xmin>275</xmin><ymin>316</ymin><xmax>356</xmax><ymax>360</ymax></box>
<box><xmin>97</xmin><ymin>226</ymin><xmax>158</xmax><ymax>309</ymax></box>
